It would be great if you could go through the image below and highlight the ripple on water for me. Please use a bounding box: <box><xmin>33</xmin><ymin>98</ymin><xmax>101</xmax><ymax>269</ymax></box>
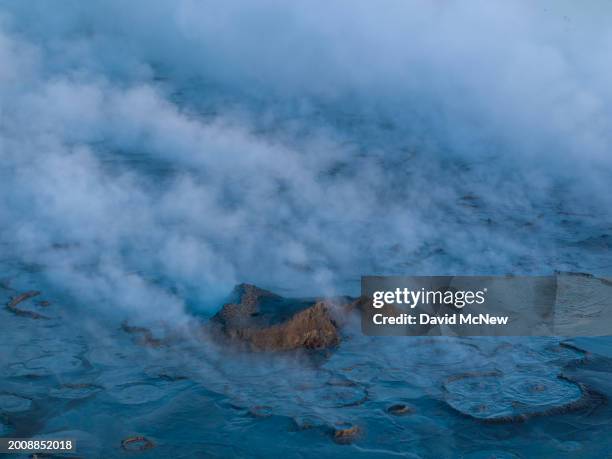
<box><xmin>107</xmin><ymin>384</ymin><xmax>166</xmax><ymax>405</ymax></box>
<box><xmin>144</xmin><ymin>365</ymin><xmax>188</xmax><ymax>381</ymax></box>
<box><xmin>503</xmin><ymin>342</ymin><xmax>586</xmax><ymax>367</ymax></box>
<box><xmin>49</xmin><ymin>383</ymin><xmax>102</xmax><ymax>400</ymax></box>
<box><xmin>25</xmin><ymin>354</ymin><xmax>82</xmax><ymax>375</ymax></box>
<box><xmin>541</xmin><ymin>343</ymin><xmax>586</xmax><ymax>364</ymax></box>
<box><xmin>13</xmin><ymin>343</ymin><xmax>45</xmax><ymax>361</ymax></box>
<box><xmin>0</xmin><ymin>394</ymin><xmax>32</xmax><ymax>412</ymax></box>
<box><xmin>444</xmin><ymin>372</ymin><xmax>585</xmax><ymax>422</ymax></box>
<box><xmin>297</xmin><ymin>381</ymin><xmax>367</xmax><ymax>408</ymax></box>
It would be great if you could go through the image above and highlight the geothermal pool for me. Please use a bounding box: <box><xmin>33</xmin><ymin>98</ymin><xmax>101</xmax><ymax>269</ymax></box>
<box><xmin>1</xmin><ymin>273</ymin><xmax>611</xmax><ymax>458</ymax></box>
<box><xmin>2</xmin><ymin>3</ymin><xmax>612</xmax><ymax>457</ymax></box>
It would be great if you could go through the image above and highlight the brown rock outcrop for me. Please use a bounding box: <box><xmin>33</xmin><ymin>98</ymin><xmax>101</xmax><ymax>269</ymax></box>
<box><xmin>332</xmin><ymin>424</ymin><xmax>361</xmax><ymax>444</ymax></box>
<box><xmin>211</xmin><ymin>284</ymin><xmax>341</xmax><ymax>351</ymax></box>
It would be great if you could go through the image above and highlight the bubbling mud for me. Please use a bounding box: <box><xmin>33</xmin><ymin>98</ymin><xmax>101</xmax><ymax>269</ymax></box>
<box><xmin>444</xmin><ymin>372</ymin><xmax>588</xmax><ymax>422</ymax></box>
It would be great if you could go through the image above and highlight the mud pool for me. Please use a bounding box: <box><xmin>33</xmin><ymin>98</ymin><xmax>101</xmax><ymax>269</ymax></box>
<box><xmin>1</xmin><ymin>275</ymin><xmax>611</xmax><ymax>458</ymax></box>
<box><xmin>2</xmin><ymin>3</ymin><xmax>612</xmax><ymax>457</ymax></box>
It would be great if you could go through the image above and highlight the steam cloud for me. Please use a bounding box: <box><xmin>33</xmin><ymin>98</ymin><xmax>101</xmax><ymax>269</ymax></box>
<box><xmin>1</xmin><ymin>1</ymin><xmax>611</xmax><ymax>320</ymax></box>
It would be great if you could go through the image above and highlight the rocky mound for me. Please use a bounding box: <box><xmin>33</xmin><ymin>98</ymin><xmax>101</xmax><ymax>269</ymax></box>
<box><xmin>210</xmin><ymin>284</ymin><xmax>343</xmax><ymax>351</ymax></box>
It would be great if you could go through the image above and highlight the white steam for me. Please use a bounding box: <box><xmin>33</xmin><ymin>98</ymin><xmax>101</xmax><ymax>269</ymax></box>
<box><xmin>0</xmin><ymin>1</ymin><xmax>611</xmax><ymax>320</ymax></box>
